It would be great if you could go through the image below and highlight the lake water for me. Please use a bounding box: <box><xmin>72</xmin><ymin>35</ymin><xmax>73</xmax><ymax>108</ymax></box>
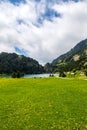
<box><xmin>0</xmin><ymin>74</ymin><xmax>59</xmax><ymax>78</ymax></box>
<box><xmin>24</xmin><ymin>74</ymin><xmax>59</xmax><ymax>78</ymax></box>
<box><xmin>0</xmin><ymin>74</ymin><xmax>11</xmax><ymax>78</ymax></box>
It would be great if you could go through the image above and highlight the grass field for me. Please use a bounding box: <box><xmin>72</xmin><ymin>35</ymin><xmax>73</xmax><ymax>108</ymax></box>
<box><xmin>0</xmin><ymin>78</ymin><xmax>87</xmax><ymax>130</ymax></box>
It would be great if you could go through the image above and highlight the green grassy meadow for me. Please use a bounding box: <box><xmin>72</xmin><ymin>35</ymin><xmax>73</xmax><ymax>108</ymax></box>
<box><xmin>0</xmin><ymin>78</ymin><xmax>87</xmax><ymax>130</ymax></box>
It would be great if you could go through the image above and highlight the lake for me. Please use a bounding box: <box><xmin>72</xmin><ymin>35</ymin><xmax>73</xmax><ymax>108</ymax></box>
<box><xmin>0</xmin><ymin>74</ymin><xmax>11</xmax><ymax>78</ymax></box>
<box><xmin>0</xmin><ymin>74</ymin><xmax>59</xmax><ymax>78</ymax></box>
<box><xmin>24</xmin><ymin>74</ymin><xmax>59</xmax><ymax>78</ymax></box>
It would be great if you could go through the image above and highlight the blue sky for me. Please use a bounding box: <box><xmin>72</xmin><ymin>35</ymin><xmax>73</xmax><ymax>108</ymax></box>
<box><xmin>9</xmin><ymin>0</ymin><xmax>26</xmax><ymax>4</ymax></box>
<box><xmin>8</xmin><ymin>0</ymin><xmax>79</xmax><ymax>24</ymax></box>
<box><xmin>9</xmin><ymin>0</ymin><xmax>79</xmax><ymax>4</ymax></box>
<box><xmin>0</xmin><ymin>0</ymin><xmax>87</xmax><ymax>64</ymax></box>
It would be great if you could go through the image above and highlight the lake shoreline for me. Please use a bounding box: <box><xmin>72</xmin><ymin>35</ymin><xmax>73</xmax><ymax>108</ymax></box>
<box><xmin>0</xmin><ymin>73</ymin><xmax>59</xmax><ymax>78</ymax></box>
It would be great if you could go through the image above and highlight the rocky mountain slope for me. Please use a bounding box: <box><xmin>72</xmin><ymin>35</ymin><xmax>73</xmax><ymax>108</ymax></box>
<box><xmin>52</xmin><ymin>39</ymin><xmax>87</xmax><ymax>71</ymax></box>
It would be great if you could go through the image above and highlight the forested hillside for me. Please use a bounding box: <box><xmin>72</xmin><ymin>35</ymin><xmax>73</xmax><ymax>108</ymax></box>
<box><xmin>45</xmin><ymin>39</ymin><xmax>87</xmax><ymax>72</ymax></box>
<box><xmin>0</xmin><ymin>52</ymin><xmax>44</xmax><ymax>74</ymax></box>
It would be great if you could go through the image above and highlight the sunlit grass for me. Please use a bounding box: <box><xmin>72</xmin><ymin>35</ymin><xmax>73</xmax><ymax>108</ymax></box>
<box><xmin>0</xmin><ymin>78</ymin><xmax>87</xmax><ymax>130</ymax></box>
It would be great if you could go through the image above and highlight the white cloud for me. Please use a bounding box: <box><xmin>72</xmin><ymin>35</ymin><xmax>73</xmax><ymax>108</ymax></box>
<box><xmin>0</xmin><ymin>0</ymin><xmax>87</xmax><ymax>64</ymax></box>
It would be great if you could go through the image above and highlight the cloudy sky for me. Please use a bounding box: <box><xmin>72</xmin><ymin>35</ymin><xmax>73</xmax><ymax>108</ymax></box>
<box><xmin>0</xmin><ymin>0</ymin><xmax>87</xmax><ymax>64</ymax></box>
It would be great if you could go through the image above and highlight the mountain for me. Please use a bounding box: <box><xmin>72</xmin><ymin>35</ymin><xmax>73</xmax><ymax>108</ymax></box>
<box><xmin>51</xmin><ymin>39</ymin><xmax>87</xmax><ymax>72</ymax></box>
<box><xmin>0</xmin><ymin>52</ymin><xmax>44</xmax><ymax>74</ymax></box>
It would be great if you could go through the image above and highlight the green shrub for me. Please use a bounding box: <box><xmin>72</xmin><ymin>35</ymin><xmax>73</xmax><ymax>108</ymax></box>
<box><xmin>84</xmin><ymin>70</ymin><xmax>87</xmax><ymax>76</ymax></box>
<box><xmin>11</xmin><ymin>71</ymin><xmax>24</xmax><ymax>78</ymax></box>
<box><xmin>59</xmin><ymin>71</ymin><xmax>66</xmax><ymax>77</ymax></box>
